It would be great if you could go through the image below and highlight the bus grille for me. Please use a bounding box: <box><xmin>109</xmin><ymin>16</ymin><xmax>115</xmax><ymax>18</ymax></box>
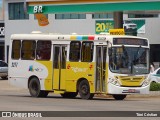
<box><xmin>117</xmin><ymin>76</ymin><xmax>144</xmax><ymax>87</ymax></box>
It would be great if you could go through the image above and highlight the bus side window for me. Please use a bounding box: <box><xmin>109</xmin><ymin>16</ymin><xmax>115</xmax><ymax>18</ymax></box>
<box><xmin>36</xmin><ymin>41</ymin><xmax>51</xmax><ymax>60</ymax></box>
<box><xmin>21</xmin><ymin>40</ymin><xmax>36</xmax><ymax>60</ymax></box>
<box><xmin>12</xmin><ymin>40</ymin><xmax>21</xmax><ymax>59</ymax></box>
<box><xmin>69</xmin><ymin>41</ymin><xmax>81</xmax><ymax>62</ymax></box>
<box><xmin>81</xmin><ymin>41</ymin><xmax>94</xmax><ymax>62</ymax></box>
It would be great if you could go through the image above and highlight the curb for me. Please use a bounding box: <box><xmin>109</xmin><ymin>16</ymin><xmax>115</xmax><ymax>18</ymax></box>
<box><xmin>95</xmin><ymin>91</ymin><xmax>160</xmax><ymax>98</ymax></box>
<box><xmin>127</xmin><ymin>91</ymin><xmax>160</xmax><ymax>98</ymax></box>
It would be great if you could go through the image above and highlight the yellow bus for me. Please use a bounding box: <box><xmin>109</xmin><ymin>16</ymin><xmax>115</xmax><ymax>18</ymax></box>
<box><xmin>8</xmin><ymin>32</ymin><xmax>150</xmax><ymax>100</ymax></box>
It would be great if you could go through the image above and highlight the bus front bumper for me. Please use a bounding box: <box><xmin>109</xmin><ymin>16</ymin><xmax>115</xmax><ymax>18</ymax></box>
<box><xmin>107</xmin><ymin>83</ymin><xmax>150</xmax><ymax>95</ymax></box>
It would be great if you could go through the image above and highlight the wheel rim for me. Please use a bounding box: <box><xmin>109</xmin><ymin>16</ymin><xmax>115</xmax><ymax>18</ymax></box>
<box><xmin>81</xmin><ymin>84</ymin><xmax>89</xmax><ymax>95</ymax></box>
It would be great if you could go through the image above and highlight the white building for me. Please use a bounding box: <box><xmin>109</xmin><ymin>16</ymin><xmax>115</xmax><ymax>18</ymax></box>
<box><xmin>4</xmin><ymin>0</ymin><xmax>160</xmax><ymax>65</ymax></box>
<box><xmin>0</xmin><ymin>0</ymin><xmax>5</xmax><ymax>60</ymax></box>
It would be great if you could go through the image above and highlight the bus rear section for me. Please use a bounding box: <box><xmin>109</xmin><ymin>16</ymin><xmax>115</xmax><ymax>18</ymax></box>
<box><xmin>8</xmin><ymin>33</ymin><xmax>109</xmax><ymax>99</ymax></box>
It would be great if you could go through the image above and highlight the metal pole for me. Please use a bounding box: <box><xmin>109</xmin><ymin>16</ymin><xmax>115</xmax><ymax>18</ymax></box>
<box><xmin>113</xmin><ymin>11</ymin><xmax>123</xmax><ymax>28</ymax></box>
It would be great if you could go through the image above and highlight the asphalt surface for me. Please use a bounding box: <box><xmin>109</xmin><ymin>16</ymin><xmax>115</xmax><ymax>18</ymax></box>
<box><xmin>0</xmin><ymin>79</ymin><xmax>160</xmax><ymax>120</ymax></box>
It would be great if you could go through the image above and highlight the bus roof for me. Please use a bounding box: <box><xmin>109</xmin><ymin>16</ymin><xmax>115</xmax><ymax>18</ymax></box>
<box><xmin>11</xmin><ymin>32</ymin><xmax>148</xmax><ymax>42</ymax></box>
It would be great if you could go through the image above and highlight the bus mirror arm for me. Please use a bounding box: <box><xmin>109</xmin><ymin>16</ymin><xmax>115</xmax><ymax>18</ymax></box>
<box><xmin>107</xmin><ymin>41</ymin><xmax>112</xmax><ymax>47</ymax></box>
<box><xmin>107</xmin><ymin>41</ymin><xmax>112</xmax><ymax>56</ymax></box>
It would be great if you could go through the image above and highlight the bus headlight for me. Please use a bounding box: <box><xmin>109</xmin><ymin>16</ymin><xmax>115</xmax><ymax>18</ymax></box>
<box><xmin>108</xmin><ymin>77</ymin><xmax>120</xmax><ymax>86</ymax></box>
<box><xmin>142</xmin><ymin>78</ymin><xmax>150</xmax><ymax>87</ymax></box>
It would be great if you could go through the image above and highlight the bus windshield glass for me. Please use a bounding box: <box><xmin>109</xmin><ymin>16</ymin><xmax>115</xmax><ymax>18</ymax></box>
<box><xmin>109</xmin><ymin>47</ymin><xmax>149</xmax><ymax>74</ymax></box>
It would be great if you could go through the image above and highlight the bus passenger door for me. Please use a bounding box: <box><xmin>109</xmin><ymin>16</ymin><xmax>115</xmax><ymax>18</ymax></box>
<box><xmin>52</xmin><ymin>45</ymin><xmax>67</xmax><ymax>90</ymax></box>
<box><xmin>95</xmin><ymin>46</ymin><xmax>107</xmax><ymax>92</ymax></box>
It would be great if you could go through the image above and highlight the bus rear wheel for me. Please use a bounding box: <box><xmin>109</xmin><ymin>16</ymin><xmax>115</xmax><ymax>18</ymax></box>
<box><xmin>78</xmin><ymin>80</ymin><xmax>94</xmax><ymax>100</ymax></box>
<box><xmin>113</xmin><ymin>95</ymin><xmax>126</xmax><ymax>100</ymax></box>
<box><xmin>61</xmin><ymin>92</ymin><xmax>78</xmax><ymax>98</ymax></box>
<box><xmin>29</xmin><ymin>77</ymin><xmax>48</xmax><ymax>97</ymax></box>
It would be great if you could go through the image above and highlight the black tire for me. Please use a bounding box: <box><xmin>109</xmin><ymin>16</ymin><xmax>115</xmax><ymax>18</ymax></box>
<box><xmin>1</xmin><ymin>76</ymin><xmax>8</xmax><ymax>80</ymax></box>
<box><xmin>61</xmin><ymin>92</ymin><xmax>78</xmax><ymax>98</ymax></box>
<box><xmin>113</xmin><ymin>95</ymin><xmax>126</xmax><ymax>100</ymax></box>
<box><xmin>29</xmin><ymin>77</ymin><xmax>48</xmax><ymax>97</ymax></box>
<box><xmin>78</xmin><ymin>80</ymin><xmax>94</xmax><ymax>100</ymax></box>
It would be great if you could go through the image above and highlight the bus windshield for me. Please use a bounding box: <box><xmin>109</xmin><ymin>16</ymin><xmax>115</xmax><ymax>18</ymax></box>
<box><xmin>109</xmin><ymin>46</ymin><xmax>149</xmax><ymax>74</ymax></box>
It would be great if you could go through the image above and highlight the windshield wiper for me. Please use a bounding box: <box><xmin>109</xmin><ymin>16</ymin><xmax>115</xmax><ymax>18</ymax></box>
<box><xmin>130</xmin><ymin>45</ymin><xmax>142</xmax><ymax>74</ymax></box>
<box><xmin>133</xmin><ymin>45</ymin><xmax>141</xmax><ymax>65</ymax></box>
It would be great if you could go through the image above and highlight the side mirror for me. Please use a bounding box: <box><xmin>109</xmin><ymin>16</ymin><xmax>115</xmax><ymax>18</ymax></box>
<box><xmin>108</xmin><ymin>48</ymin><xmax>112</xmax><ymax>56</ymax></box>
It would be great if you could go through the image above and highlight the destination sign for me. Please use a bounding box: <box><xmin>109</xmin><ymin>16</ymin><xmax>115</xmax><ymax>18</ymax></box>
<box><xmin>113</xmin><ymin>38</ymin><xmax>148</xmax><ymax>46</ymax></box>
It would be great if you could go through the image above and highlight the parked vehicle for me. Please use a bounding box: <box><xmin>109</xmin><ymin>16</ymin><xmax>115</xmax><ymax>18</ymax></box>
<box><xmin>123</xmin><ymin>20</ymin><xmax>137</xmax><ymax>30</ymax></box>
<box><xmin>0</xmin><ymin>60</ymin><xmax>8</xmax><ymax>79</ymax></box>
<box><xmin>149</xmin><ymin>68</ymin><xmax>160</xmax><ymax>83</ymax></box>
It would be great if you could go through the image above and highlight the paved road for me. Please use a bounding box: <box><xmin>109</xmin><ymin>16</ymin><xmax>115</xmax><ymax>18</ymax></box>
<box><xmin>0</xmin><ymin>79</ymin><xmax>160</xmax><ymax>120</ymax></box>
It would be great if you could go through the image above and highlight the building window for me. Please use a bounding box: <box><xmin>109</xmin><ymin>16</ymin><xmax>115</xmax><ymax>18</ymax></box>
<box><xmin>8</xmin><ymin>2</ymin><xmax>29</xmax><ymax>20</ymax></box>
<box><xmin>0</xmin><ymin>23</ymin><xmax>5</xmax><ymax>38</ymax></box>
<box><xmin>128</xmin><ymin>14</ymin><xmax>158</xmax><ymax>18</ymax></box>
<box><xmin>81</xmin><ymin>42</ymin><xmax>94</xmax><ymax>62</ymax></box>
<box><xmin>150</xmin><ymin>44</ymin><xmax>160</xmax><ymax>62</ymax></box>
<box><xmin>92</xmin><ymin>13</ymin><xmax>113</xmax><ymax>19</ymax></box>
<box><xmin>69</xmin><ymin>41</ymin><xmax>81</xmax><ymax>62</ymax></box>
<box><xmin>55</xmin><ymin>13</ymin><xmax>86</xmax><ymax>19</ymax></box>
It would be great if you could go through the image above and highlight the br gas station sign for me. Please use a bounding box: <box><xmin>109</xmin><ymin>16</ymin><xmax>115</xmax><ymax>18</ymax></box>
<box><xmin>26</xmin><ymin>0</ymin><xmax>160</xmax><ymax>14</ymax></box>
<box><xmin>25</xmin><ymin>0</ymin><xmax>160</xmax><ymax>35</ymax></box>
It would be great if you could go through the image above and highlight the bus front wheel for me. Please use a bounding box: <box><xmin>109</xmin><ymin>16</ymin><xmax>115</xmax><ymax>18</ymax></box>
<box><xmin>29</xmin><ymin>77</ymin><xmax>48</xmax><ymax>97</ymax></box>
<box><xmin>113</xmin><ymin>95</ymin><xmax>126</xmax><ymax>100</ymax></box>
<box><xmin>78</xmin><ymin>80</ymin><xmax>94</xmax><ymax>100</ymax></box>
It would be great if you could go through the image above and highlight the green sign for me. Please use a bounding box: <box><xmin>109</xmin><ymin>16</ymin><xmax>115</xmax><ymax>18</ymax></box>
<box><xmin>95</xmin><ymin>20</ymin><xmax>114</xmax><ymax>34</ymax></box>
<box><xmin>27</xmin><ymin>2</ymin><xmax>160</xmax><ymax>14</ymax></box>
<box><xmin>95</xmin><ymin>20</ymin><xmax>145</xmax><ymax>34</ymax></box>
<box><xmin>132</xmin><ymin>20</ymin><xmax>145</xmax><ymax>33</ymax></box>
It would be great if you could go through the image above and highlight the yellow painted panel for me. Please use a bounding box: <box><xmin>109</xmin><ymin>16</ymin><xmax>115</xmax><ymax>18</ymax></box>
<box><xmin>70</xmin><ymin>36</ymin><xmax>77</xmax><ymax>40</ymax></box>
<box><xmin>60</xmin><ymin>69</ymin><xmax>66</xmax><ymax>90</ymax></box>
<box><xmin>54</xmin><ymin>90</ymin><xmax>65</xmax><ymax>94</ymax></box>
<box><xmin>105</xmin><ymin>63</ymin><xmax>109</xmax><ymax>93</ymax></box>
<box><xmin>89</xmin><ymin>81</ymin><xmax>94</xmax><ymax>93</ymax></box>
<box><xmin>118</xmin><ymin>76</ymin><xmax>144</xmax><ymax>86</ymax></box>
<box><xmin>53</xmin><ymin>69</ymin><xmax>60</xmax><ymax>89</ymax></box>
<box><xmin>37</xmin><ymin>61</ymin><xmax>53</xmax><ymax>90</ymax></box>
<box><xmin>36</xmin><ymin>61</ymin><xmax>109</xmax><ymax>93</ymax></box>
<box><xmin>65</xmin><ymin>62</ymin><xmax>95</xmax><ymax>92</ymax></box>
<box><xmin>65</xmin><ymin>80</ymin><xmax>77</xmax><ymax>92</ymax></box>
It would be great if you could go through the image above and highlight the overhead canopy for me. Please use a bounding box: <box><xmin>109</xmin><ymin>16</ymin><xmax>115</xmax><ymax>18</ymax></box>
<box><xmin>26</xmin><ymin>0</ymin><xmax>160</xmax><ymax>14</ymax></box>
